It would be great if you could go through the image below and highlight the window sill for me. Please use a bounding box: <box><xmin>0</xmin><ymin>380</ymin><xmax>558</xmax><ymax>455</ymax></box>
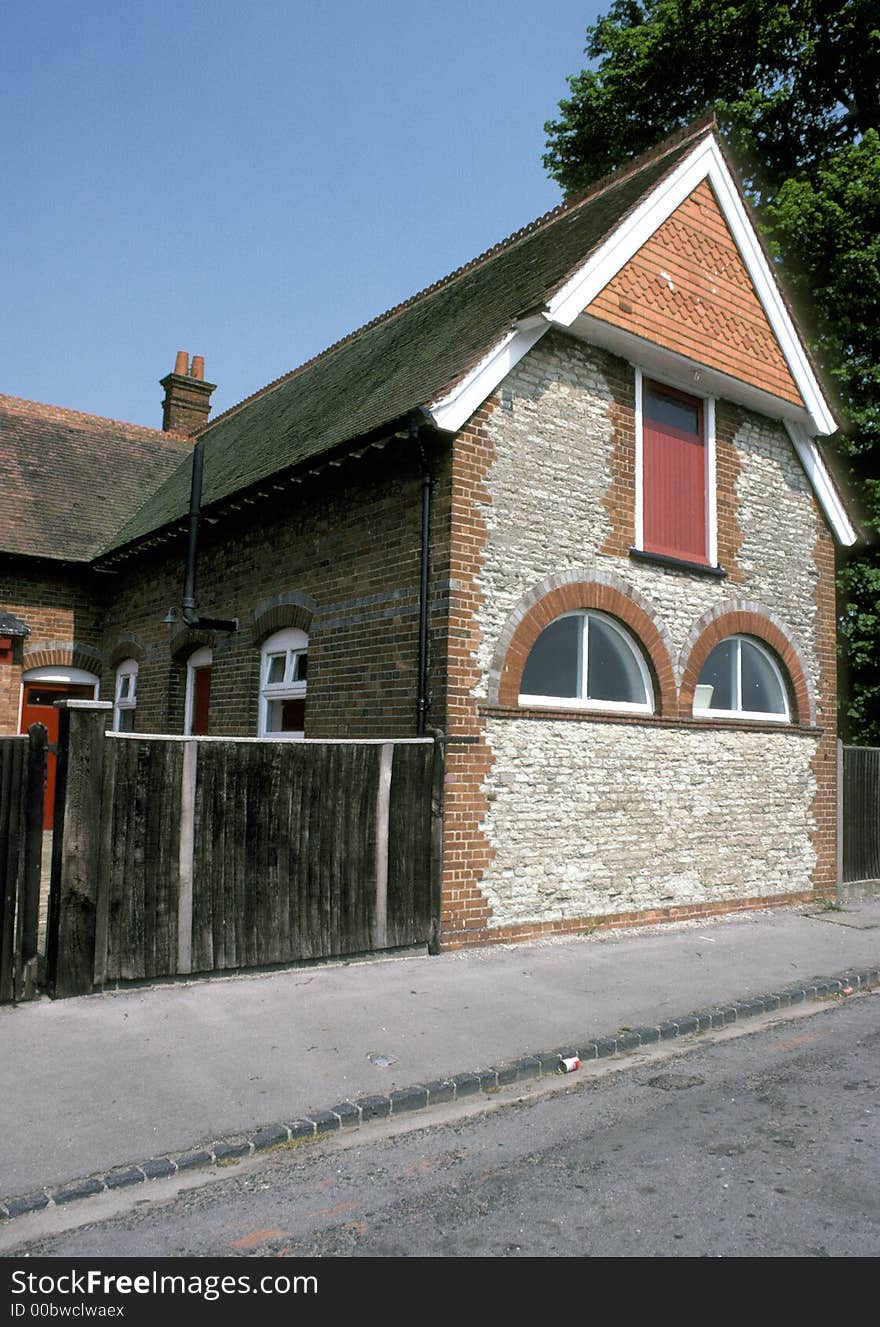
<box><xmin>629</xmin><ymin>548</ymin><xmax>727</xmax><ymax>579</ymax></box>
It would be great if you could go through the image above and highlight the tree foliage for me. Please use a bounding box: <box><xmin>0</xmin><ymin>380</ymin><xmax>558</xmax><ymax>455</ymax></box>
<box><xmin>545</xmin><ymin>0</ymin><xmax>880</xmax><ymax>741</ymax></box>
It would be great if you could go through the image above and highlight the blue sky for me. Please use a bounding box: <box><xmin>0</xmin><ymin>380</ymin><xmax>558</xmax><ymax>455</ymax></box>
<box><xmin>2</xmin><ymin>1</ymin><xmax>606</xmax><ymax>427</ymax></box>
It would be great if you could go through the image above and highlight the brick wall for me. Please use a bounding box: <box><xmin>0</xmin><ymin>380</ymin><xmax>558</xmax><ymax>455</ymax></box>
<box><xmin>0</xmin><ymin>561</ymin><xmax>104</xmax><ymax>733</ymax></box>
<box><xmin>438</xmin><ymin>329</ymin><xmax>839</xmax><ymax>947</ymax></box>
<box><xmin>97</xmin><ymin>436</ymin><xmax>453</xmax><ymax>740</ymax></box>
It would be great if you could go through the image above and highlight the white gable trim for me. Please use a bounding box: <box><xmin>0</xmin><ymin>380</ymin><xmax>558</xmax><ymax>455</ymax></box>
<box><xmin>427</xmin><ymin>133</ymin><xmax>836</xmax><ymax>439</ymax></box>
<box><xmin>427</xmin><ymin>318</ymin><xmax>546</xmax><ymax>433</ymax></box>
<box><xmin>785</xmin><ymin>421</ymin><xmax>857</xmax><ymax>546</ymax></box>
<box><xmin>545</xmin><ymin>135</ymin><xmax>836</xmax><ymax>436</ymax></box>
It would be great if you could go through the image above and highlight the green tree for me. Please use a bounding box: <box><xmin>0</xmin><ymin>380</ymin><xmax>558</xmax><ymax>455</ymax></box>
<box><xmin>544</xmin><ymin>0</ymin><xmax>880</xmax><ymax>742</ymax></box>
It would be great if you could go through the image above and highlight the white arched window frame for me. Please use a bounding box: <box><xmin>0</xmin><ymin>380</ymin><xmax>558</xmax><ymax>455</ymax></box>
<box><xmin>259</xmin><ymin>627</ymin><xmax>308</xmax><ymax>738</ymax></box>
<box><xmin>693</xmin><ymin>635</ymin><xmax>790</xmax><ymax>722</ymax></box>
<box><xmin>518</xmin><ymin>610</ymin><xmax>654</xmax><ymax>715</ymax></box>
<box><xmin>113</xmin><ymin>660</ymin><xmax>139</xmax><ymax>732</ymax></box>
<box><xmin>184</xmin><ymin>646</ymin><xmax>212</xmax><ymax>736</ymax></box>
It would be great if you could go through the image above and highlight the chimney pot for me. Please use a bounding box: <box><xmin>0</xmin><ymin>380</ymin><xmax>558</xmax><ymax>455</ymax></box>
<box><xmin>161</xmin><ymin>351</ymin><xmax>216</xmax><ymax>437</ymax></box>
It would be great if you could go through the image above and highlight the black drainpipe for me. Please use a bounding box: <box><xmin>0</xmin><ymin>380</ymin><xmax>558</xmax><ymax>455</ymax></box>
<box><xmin>412</xmin><ymin>414</ymin><xmax>431</xmax><ymax>736</ymax></box>
<box><xmin>179</xmin><ymin>439</ymin><xmax>237</xmax><ymax>634</ymax></box>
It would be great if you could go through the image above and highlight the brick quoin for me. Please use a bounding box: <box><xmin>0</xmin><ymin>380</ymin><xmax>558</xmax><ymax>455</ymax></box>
<box><xmin>440</xmin><ymin>400</ymin><xmax>499</xmax><ymax>948</ymax></box>
<box><xmin>810</xmin><ymin>510</ymin><xmax>839</xmax><ymax>896</ymax></box>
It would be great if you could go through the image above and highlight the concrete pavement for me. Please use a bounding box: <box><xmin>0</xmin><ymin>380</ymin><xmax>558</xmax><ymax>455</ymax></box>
<box><xmin>1</xmin><ymin>898</ymin><xmax>878</xmax><ymax>1210</ymax></box>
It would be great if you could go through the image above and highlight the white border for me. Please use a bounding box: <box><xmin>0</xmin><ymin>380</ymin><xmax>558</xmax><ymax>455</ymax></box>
<box><xmin>705</xmin><ymin>396</ymin><xmax>717</xmax><ymax>567</ymax></box>
<box><xmin>112</xmin><ymin>659</ymin><xmax>139</xmax><ymax>733</ymax></box>
<box><xmin>785</xmin><ymin>421</ymin><xmax>857</xmax><ymax>547</ymax></box>
<box><xmin>429</xmin><ymin>319</ymin><xmax>545</xmax><ymax>433</ymax></box>
<box><xmin>635</xmin><ymin>372</ymin><xmax>717</xmax><ymax>565</ymax></box>
<box><xmin>257</xmin><ymin>627</ymin><xmax>308</xmax><ymax>739</ymax></box>
<box><xmin>634</xmin><ymin>366</ymin><xmax>644</xmax><ymax>549</ymax></box>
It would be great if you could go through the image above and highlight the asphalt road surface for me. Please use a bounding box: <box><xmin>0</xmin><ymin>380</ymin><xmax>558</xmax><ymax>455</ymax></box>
<box><xmin>6</xmin><ymin>994</ymin><xmax>879</xmax><ymax>1258</ymax></box>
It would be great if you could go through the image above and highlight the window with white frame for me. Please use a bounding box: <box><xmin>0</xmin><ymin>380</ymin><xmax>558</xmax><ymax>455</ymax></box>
<box><xmin>636</xmin><ymin>370</ymin><xmax>717</xmax><ymax>568</ymax></box>
<box><xmin>693</xmin><ymin>636</ymin><xmax>789</xmax><ymax>721</ymax></box>
<box><xmin>113</xmin><ymin>660</ymin><xmax>138</xmax><ymax>732</ymax></box>
<box><xmin>259</xmin><ymin>628</ymin><xmax>308</xmax><ymax>737</ymax></box>
<box><xmin>519</xmin><ymin>611</ymin><xmax>653</xmax><ymax>714</ymax></box>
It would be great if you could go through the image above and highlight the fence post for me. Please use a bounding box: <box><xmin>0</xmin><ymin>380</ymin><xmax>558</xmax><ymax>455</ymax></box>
<box><xmin>46</xmin><ymin>700</ymin><xmax>112</xmax><ymax>998</ymax></box>
<box><xmin>15</xmin><ymin>724</ymin><xmax>48</xmax><ymax>999</ymax></box>
<box><xmin>428</xmin><ymin>735</ymin><xmax>445</xmax><ymax>955</ymax></box>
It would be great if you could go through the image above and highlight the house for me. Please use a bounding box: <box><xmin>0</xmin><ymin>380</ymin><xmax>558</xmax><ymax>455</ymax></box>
<box><xmin>0</xmin><ymin>115</ymin><xmax>860</xmax><ymax>949</ymax></box>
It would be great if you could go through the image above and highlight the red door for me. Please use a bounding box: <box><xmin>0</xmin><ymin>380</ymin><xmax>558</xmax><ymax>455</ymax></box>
<box><xmin>20</xmin><ymin>683</ymin><xmax>95</xmax><ymax>829</ymax></box>
<box><xmin>191</xmin><ymin>666</ymin><xmax>212</xmax><ymax>736</ymax></box>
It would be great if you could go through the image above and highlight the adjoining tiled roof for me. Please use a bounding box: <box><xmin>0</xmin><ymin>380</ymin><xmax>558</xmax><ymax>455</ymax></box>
<box><xmin>104</xmin><ymin>120</ymin><xmax>715</xmax><ymax>556</ymax></box>
<box><xmin>0</xmin><ymin>396</ymin><xmax>192</xmax><ymax>562</ymax></box>
<box><xmin>0</xmin><ymin>610</ymin><xmax>29</xmax><ymax>636</ymax></box>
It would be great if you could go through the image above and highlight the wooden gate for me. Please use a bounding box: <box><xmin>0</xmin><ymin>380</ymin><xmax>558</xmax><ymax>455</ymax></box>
<box><xmin>0</xmin><ymin>725</ymin><xmax>47</xmax><ymax>1002</ymax></box>
<box><xmin>47</xmin><ymin>702</ymin><xmax>443</xmax><ymax>996</ymax></box>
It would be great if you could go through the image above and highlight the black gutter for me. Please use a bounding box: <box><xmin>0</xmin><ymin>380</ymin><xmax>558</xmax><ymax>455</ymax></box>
<box><xmin>180</xmin><ymin>440</ymin><xmax>237</xmax><ymax>634</ymax></box>
<box><xmin>413</xmin><ymin>414</ymin><xmax>431</xmax><ymax>736</ymax></box>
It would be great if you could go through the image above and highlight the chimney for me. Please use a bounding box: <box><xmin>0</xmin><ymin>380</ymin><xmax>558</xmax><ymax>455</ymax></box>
<box><xmin>160</xmin><ymin>350</ymin><xmax>216</xmax><ymax>436</ymax></box>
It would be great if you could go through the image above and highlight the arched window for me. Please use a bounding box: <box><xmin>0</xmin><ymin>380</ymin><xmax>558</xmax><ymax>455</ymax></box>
<box><xmin>259</xmin><ymin>628</ymin><xmax>308</xmax><ymax>738</ymax></box>
<box><xmin>184</xmin><ymin>646</ymin><xmax>212</xmax><ymax>736</ymax></box>
<box><xmin>113</xmin><ymin>660</ymin><xmax>138</xmax><ymax>732</ymax></box>
<box><xmin>519</xmin><ymin>611</ymin><xmax>653</xmax><ymax>713</ymax></box>
<box><xmin>693</xmin><ymin>635</ymin><xmax>789</xmax><ymax>720</ymax></box>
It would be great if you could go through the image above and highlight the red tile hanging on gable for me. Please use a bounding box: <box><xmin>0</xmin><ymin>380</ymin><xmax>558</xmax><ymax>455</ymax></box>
<box><xmin>585</xmin><ymin>179</ymin><xmax>804</xmax><ymax>407</ymax></box>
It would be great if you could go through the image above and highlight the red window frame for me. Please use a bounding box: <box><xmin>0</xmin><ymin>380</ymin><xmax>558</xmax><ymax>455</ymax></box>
<box><xmin>642</xmin><ymin>380</ymin><xmax>708</xmax><ymax>566</ymax></box>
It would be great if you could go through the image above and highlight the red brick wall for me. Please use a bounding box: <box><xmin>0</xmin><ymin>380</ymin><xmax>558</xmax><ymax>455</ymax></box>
<box><xmin>0</xmin><ymin>561</ymin><xmax>103</xmax><ymax>733</ymax></box>
<box><xmin>97</xmin><ymin>436</ymin><xmax>453</xmax><ymax>740</ymax></box>
<box><xmin>811</xmin><ymin>509</ymin><xmax>839</xmax><ymax>895</ymax></box>
<box><xmin>440</xmin><ymin>402</ymin><xmax>498</xmax><ymax>947</ymax></box>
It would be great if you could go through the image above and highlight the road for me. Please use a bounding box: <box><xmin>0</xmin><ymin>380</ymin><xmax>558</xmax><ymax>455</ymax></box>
<box><xmin>5</xmin><ymin>995</ymin><xmax>879</xmax><ymax>1257</ymax></box>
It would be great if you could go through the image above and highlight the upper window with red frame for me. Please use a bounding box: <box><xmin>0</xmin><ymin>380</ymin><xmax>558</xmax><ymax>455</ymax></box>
<box><xmin>642</xmin><ymin>381</ymin><xmax>707</xmax><ymax>565</ymax></box>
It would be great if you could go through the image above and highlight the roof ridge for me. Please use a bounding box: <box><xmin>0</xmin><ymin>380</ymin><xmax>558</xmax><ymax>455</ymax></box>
<box><xmin>200</xmin><ymin>113</ymin><xmax>719</xmax><ymax>436</ymax></box>
<box><xmin>0</xmin><ymin>393</ymin><xmax>191</xmax><ymax>445</ymax></box>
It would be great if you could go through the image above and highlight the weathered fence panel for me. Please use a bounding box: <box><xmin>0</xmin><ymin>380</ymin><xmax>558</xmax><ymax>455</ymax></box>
<box><xmin>49</xmin><ymin>705</ymin><xmax>441</xmax><ymax>995</ymax></box>
<box><xmin>0</xmin><ymin>726</ymin><xmax>47</xmax><ymax>1002</ymax></box>
<box><xmin>842</xmin><ymin>744</ymin><xmax>880</xmax><ymax>883</ymax></box>
<box><xmin>102</xmin><ymin>736</ymin><xmax>184</xmax><ymax>982</ymax></box>
<box><xmin>387</xmin><ymin>740</ymin><xmax>434</xmax><ymax>948</ymax></box>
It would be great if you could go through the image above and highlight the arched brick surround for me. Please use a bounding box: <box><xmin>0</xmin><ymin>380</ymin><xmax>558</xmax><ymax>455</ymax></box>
<box><xmin>680</xmin><ymin>604</ymin><xmax>815</xmax><ymax>725</ymax></box>
<box><xmin>22</xmin><ymin>640</ymin><xmax>103</xmax><ymax>676</ymax></box>
<box><xmin>248</xmin><ymin>592</ymin><xmax>316</xmax><ymax>647</ymax></box>
<box><xmin>169</xmin><ymin>626</ymin><xmax>216</xmax><ymax>661</ymax></box>
<box><xmin>492</xmin><ymin>572</ymin><xmax>677</xmax><ymax>715</ymax></box>
<box><xmin>107</xmin><ymin>633</ymin><xmax>146</xmax><ymax>668</ymax></box>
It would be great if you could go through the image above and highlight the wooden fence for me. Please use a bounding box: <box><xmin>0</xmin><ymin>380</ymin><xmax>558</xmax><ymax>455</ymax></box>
<box><xmin>841</xmin><ymin>743</ymin><xmax>880</xmax><ymax>884</ymax></box>
<box><xmin>0</xmin><ymin>726</ymin><xmax>47</xmax><ymax>1002</ymax></box>
<box><xmin>47</xmin><ymin>702</ymin><xmax>442</xmax><ymax>997</ymax></box>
